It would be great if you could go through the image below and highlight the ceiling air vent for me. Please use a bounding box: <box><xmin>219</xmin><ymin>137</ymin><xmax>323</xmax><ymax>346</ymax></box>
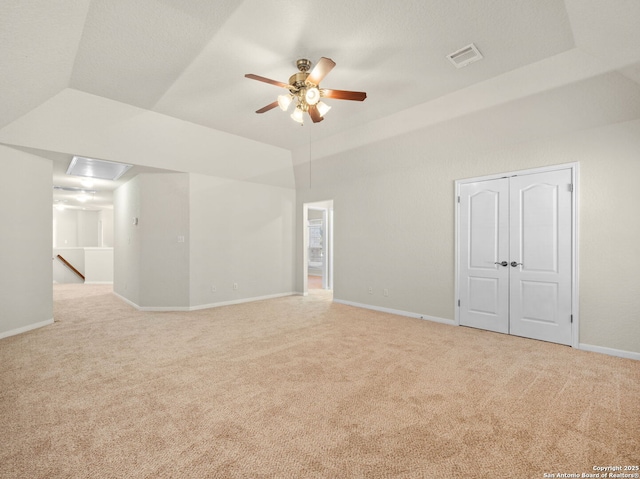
<box><xmin>446</xmin><ymin>43</ymin><xmax>483</xmax><ymax>69</ymax></box>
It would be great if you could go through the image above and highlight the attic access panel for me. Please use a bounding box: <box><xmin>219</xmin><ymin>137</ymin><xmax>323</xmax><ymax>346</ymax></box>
<box><xmin>66</xmin><ymin>156</ymin><xmax>132</xmax><ymax>181</ymax></box>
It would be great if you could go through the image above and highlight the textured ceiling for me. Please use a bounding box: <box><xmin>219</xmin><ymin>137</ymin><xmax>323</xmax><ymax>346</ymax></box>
<box><xmin>71</xmin><ymin>0</ymin><xmax>577</xmax><ymax>149</ymax></box>
<box><xmin>2</xmin><ymin>0</ymin><xmax>579</xmax><ymax>151</ymax></box>
<box><xmin>0</xmin><ymin>0</ymin><xmax>90</xmax><ymax>130</ymax></box>
<box><xmin>1</xmin><ymin>0</ymin><xmax>640</xmax><ymax>201</ymax></box>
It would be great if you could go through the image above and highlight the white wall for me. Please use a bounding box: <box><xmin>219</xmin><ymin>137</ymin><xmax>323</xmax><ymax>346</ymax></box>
<box><xmin>113</xmin><ymin>176</ymin><xmax>141</xmax><ymax>306</ymax></box>
<box><xmin>84</xmin><ymin>248</ymin><xmax>114</xmax><ymax>284</ymax></box>
<box><xmin>139</xmin><ymin>173</ymin><xmax>190</xmax><ymax>308</ymax></box>
<box><xmin>114</xmin><ymin>173</ymin><xmax>190</xmax><ymax>309</ymax></box>
<box><xmin>189</xmin><ymin>174</ymin><xmax>295</xmax><ymax>307</ymax></box>
<box><xmin>77</xmin><ymin>210</ymin><xmax>99</xmax><ymax>246</ymax></box>
<box><xmin>308</xmin><ymin>209</ymin><xmax>323</xmax><ymax>221</ymax></box>
<box><xmin>0</xmin><ymin>146</ymin><xmax>53</xmax><ymax>337</ymax></box>
<box><xmin>296</xmin><ymin>118</ymin><xmax>640</xmax><ymax>355</ymax></box>
<box><xmin>53</xmin><ymin>208</ymin><xmax>104</xmax><ymax>247</ymax></box>
<box><xmin>53</xmin><ymin>208</ymin><xmax>79</xmax><ymax>247</ymax></box>
<box><xmin>115</xmin><ymin>172</ymin><xmax>295</xmax><ymax>310</ymax></box>
<box><xmin>99</xmin><ymin>209</ymin><xmax>114</xmax><ymax>247</ymax></box>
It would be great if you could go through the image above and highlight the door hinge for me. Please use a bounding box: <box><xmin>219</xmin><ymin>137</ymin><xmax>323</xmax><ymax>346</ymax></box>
<box><xmin>570</xmin><ymin>314</ymin><xmax>573</xmax><ymax>323</ymax></box>
<box><xmin>569</xmin><ymin>184</ymin><xmax>573</xmax><ymax>192</ymax></box>
<box><xmin>458</xmin><ymin>299</ymin><xmax>461</xmax><ymax>307</ymax></box>
<box><xmin>457</xmin><ymin>196</ymin><xmax>460</xmax><ymax>203</ymax></box>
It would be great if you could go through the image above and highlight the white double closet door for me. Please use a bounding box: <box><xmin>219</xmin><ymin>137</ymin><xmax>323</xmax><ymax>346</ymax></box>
<box><xmin>458</xmin><ymin>168</ymin><xmax>573</xmax><ymax>345</ymax></box>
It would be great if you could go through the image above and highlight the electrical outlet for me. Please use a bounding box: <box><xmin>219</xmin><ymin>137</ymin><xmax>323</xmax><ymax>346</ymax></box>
<box><xmin>384</xmin><ymin>288</ymin><xmax>389</xmax><ymax>297</ymax></box>
<box><xmin>368</xmin><ymin>286</ymin><xmax>373</xmax><ymax>295</ymax></box>
<box><xmin>233</xmin><ymin>282</ymin><xmax>238</xmax><ymax>291</ymax></box>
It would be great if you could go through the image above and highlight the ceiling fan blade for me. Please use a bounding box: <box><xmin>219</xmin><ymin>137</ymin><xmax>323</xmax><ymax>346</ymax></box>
<box><xmin>322</xmin><ymin>89</ymin><xmax>367</xmax><ymax>101</ymax></box>
<box><xmin>306</xmin><ymin>57</ymin><xmax>336</xmax><ymax>86</ymax></box>
<box><xmin>308</xmin><ymin>105</ymin><xmax>324</xmax><ymax>123</ymax></box>
<box><xmin>255</xmin><ymin>101</ymin><xmax>279</xmax><ymax>114</ymax></box>
<box><xmin>245</xmin><ymin>74</ymin><xmax>291</xmax><ymax>89</ymax></box>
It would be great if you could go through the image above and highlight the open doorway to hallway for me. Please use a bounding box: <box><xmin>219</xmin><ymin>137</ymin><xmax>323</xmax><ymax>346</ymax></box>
<box><xmin>303</xmin><ymin>200</ymin><xmax>333</xmax><ymax>295</ymax></box>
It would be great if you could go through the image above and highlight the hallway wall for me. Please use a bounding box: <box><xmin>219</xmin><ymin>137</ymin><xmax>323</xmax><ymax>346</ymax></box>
<box><xmin>0</xmin><ymin>146</ymin><xmax>52</xmax><ymax>337</ymax></box>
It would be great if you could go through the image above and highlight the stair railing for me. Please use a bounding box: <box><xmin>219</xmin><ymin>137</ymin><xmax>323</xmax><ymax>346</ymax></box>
<box><xmin>55</xmin><ymin>254</ymin><xmax>85</xmax><ymax>281</ymax></box>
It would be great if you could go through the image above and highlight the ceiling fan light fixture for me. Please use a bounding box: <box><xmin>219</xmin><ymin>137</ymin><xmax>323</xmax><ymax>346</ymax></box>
<box><xmin>305</xmin><ymin>87</ymin><xmax>320</xmax><ymax>105</ymax></box>
<box><xmin>278</xmin><ymin>93</ymin><xmax>293</xmax><ymax>111</ymax></box>
<box><xmin>316</xmin><ymin>101</ymin><xmax>331</xmax><ymax>117</ymax></box>
<box><xmin>245</xmin><ymin>57</ymin><xmax>366</xmax><ymax>124</ymax></box>
<box><xmin>291</xmin><ymin>107</ymin><xmax>304</xmax><ymax>124</ymax></box>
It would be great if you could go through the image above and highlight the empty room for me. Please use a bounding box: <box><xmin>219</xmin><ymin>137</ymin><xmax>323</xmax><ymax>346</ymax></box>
<box><xmin>1</xmin><ymin>1</ymin><xmax>639</xmax><ymax>477</ymax></box>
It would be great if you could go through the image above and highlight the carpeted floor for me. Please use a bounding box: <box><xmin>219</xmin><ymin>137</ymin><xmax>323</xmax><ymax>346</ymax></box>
<box><xmin>1</xmin><ymin>284</ymin><xmax>638</xmax><ymax>478</ymax></box>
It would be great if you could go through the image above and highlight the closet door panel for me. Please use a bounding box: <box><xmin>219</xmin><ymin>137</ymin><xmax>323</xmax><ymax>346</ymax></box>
<box><xmin>509</xmin><ymin>169</ymin><xmax>573</xmax><ymax>345</ymax></box>
<box><xmin>459</xmin><ymin>179</ymin><xmax>509</xmax><ymax>334</ymax></box>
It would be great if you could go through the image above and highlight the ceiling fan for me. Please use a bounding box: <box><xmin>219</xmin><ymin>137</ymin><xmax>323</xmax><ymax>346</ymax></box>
<box><xmin>245</xmin><ymin>57</ymin><xmax>367</xmax><ymax>125</ymax></box>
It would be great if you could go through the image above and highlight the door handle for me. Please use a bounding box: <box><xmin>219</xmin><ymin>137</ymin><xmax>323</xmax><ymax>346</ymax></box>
<box><xmin>511</xmin><ymin>261</ymin><xmax>523</xmax><ymax>267</ymax></box>
<box><xmin>494</xmin><ymin>261</ymin><xmax>508</xmax><ymax>267</ymax></box>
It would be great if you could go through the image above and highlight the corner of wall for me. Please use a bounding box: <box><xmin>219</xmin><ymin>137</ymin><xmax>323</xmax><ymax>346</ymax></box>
<box><xmin>0</xmin><ymin>145</ymin><xmax>53</xmax><ymax>336</ymax></box>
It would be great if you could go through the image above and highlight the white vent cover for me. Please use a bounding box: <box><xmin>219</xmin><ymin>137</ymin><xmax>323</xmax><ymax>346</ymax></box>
<box><xmin>446</xmin><ymin>43</ymin><xmax>483</xmax><ymax>69</ymax></box>
<box><xmin>66</xmin><ymin>156</ymin><xmax>132</xmax><ymax>181</ymax></box>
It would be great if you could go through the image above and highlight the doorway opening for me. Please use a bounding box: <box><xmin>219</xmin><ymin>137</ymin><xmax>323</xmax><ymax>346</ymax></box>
<box><xmin>303</xmin><ymin>200</ymin><xmax>333</xmax><ymax>296</ymax></box>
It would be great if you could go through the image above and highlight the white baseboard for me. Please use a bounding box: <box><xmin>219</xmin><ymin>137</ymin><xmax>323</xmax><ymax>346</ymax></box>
<box><xmin>0</xmin><ymin>318</ymin><xmax>54</xmax><ymax>340</ymax></box>
<box><xmin>84</xmin><ymin>281</ymin><xmax>113</xmax><ymax>285</ymax></box>
<box><xmin>332</xmin><ymin>301</ymin><xmax>639</xmax><ymax>361</ymax></box>
<box><xmin>578</xmin><ymin>343</ymin><xmax>640</xmax><ymax>361</ymax></box>
<box><xmin>113</xmin><ymin>292</ymin><xmax>142</xmax><ymax>310</ymax></box>
<box><xmin>112</xmin><ymin>292</ymin><xmax>190</xmax><ymax>311</ymax></box>
<box><xmin>113</xmin><ymin>291</ymin><xmax>296</xmax><ymax>312</ymax></box>
<box><xmin>333</xmin><ymin>299</ymin><xmax>455</xmax><ymax>326</ymax></box>
<box><xmin>141</xmin><ymin>305</ymin><xmax>192</xmax><ymax>312</ymax></box>
<box><xmin>188</xmin><ymin>292</ymin><xmax>295</xmax><ymax>311</ymax></box>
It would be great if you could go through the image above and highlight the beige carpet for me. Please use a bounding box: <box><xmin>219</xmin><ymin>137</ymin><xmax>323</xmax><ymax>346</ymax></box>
<box><xmin>1</xmin><ymin>284</ymin><xmax>638</xmax><ymax>478</ymax></box>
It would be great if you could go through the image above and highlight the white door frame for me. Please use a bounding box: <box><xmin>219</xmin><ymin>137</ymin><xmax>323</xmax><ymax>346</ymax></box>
<box><xmin>303</xmin><ymin>200</ymin><xmax>334</xmax><ymax>295</ymax></box>
<box><xmin>454</xmin><ymin>162</ymin><xmax>580</xmax><ymax>348</ymax></box>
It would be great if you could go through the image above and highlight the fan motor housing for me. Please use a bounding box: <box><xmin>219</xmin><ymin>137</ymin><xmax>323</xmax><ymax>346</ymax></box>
<box><xmin>296</xmin><ymin>58</ymin><xmax>312</xmax><ymax>72</ymax></box>
<box><xmin>288</xmin><ymin>71</ymin><xmax>310</xmax><ymax>89</ymax></box>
